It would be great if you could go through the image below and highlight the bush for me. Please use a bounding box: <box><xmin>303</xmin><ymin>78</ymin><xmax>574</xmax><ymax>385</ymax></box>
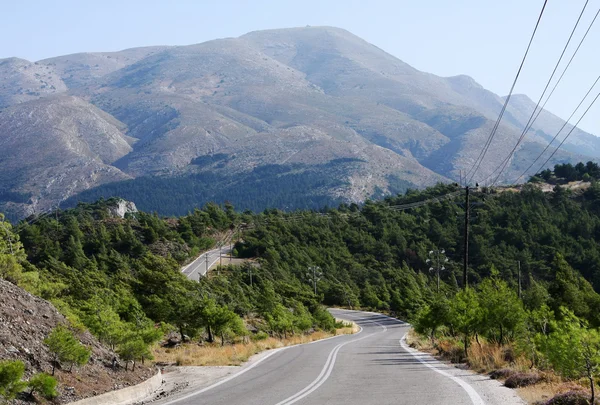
<box><xmin>489</xmin><ymin>368</ymin><xmax>516</xmax><ymax>380</ymax></box>
<box><xmin>312</xmin><ymin>307</ymin><xmax>335</xmax><ymax>332</ymax></box>
<box><xmin>504</xmin><ymin>372</ymin><xmax>542</xmax><ymax>388</ymax></box>
<box><xmin>28</xmin><ymin>373</ymin><xmax>58</xmax><ymax>400</ymax></box>
<box><xmin>44</xmin><ymin>325</ymin><xmax>91</xmax><ymax>374</ymax></box>
<box><xmin>251</xmin><ymin>331</ymin><xmax>269</xmax><ymax>341</ymax></box>
<box><xmin>544</xmin><ymin>390</ymin><xmax>598</xmax><ymax>405</ymax></box>
<box><xmin>0</xmin><ymin>360</ymin><xmax>27</xmax><ymax>401</ymax></box>
<box><xmin>435</xmin><ymin>338</ymin><xmax>465</xmax><ymax>363</ymax></box>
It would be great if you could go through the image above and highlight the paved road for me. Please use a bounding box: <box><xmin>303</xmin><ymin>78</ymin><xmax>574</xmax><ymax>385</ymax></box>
<box><xmin>157</xmin><ymin>309</ymin><xmax>522</xmax><ymax>405</ymax></box>
<box><xmin>181</xmin><ymin>245</ymin><xmax>233</xmax><ymax>281</ymax></box>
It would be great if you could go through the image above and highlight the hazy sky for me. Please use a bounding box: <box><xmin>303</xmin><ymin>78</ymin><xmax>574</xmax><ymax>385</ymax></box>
<box><xmin>2</xmin><ymin>0</ymin><xmax>599</xmax><ymax>135</ymax></box>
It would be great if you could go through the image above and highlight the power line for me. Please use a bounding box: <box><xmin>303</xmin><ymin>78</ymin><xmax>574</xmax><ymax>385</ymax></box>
<box><xmin>465</xmin><ymin>0</ymin><xmax>549</xmax><ymax>185</ymax></box>
<box><xmin>533</xmin><ymin>88</ymin><xmax>600</xmax><ymax>175</ymax></box>
<box><xmin>513</xmin><ymin>73</ymin><xmax>600</xmax><ymax>182</ymax></box>
<box><xmin>489</xmin><ymin>1</ymin><xmax>595</xmax><ymax>186</ymax></box>
<box><xmin>251</xmin><ymin>190</ymin><xmax>463</xmax><ymax>227</ymax></box>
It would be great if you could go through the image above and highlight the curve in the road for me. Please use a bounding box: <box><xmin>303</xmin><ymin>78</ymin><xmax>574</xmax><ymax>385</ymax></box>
<box><xmin>158</xmin><ymin>310</ymin><xmax>497</xmax><ymax>405</ymax></box>
<box><xmin>161</xmin><ymin>321</ymin><xmax>366</xmax><ymax>405</ymax></box>
<box><xmin>275</xmin><ymin>320</ymin><xmax>387</xmax><ymax>405</ymax></box>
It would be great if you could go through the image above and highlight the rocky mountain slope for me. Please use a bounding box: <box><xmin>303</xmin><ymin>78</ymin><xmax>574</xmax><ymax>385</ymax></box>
<box><xmin>0</xmin><ymin>278</ymin><xmax>154</xmax><ymax>404</ymax></box>
<box><xmin>0</xmin><ymin>26</ymin><xmax>597</xmax><ymax>219</ymax></box>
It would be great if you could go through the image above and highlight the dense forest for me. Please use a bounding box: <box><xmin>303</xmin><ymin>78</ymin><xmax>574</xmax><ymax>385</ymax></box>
<box><xmin>60</xmin><ymin>160</ymin><xmax>373</xmax><ymax>218</ymax></box>
<box><xmin>4</xmin><ymin>167</ymin><xmax>600</xmax><ymax>402</ymax></box>
<box><xmin>0</xmin><ymin>198</ymin><xmax>339</xmax><ymax>373</ymax></box>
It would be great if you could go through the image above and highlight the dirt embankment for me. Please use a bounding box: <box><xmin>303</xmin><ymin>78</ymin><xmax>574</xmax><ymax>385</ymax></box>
<box><xmin>0</xmin><ymin>279</ymin><xmax>154</xmax><ymax>404</ymax></box>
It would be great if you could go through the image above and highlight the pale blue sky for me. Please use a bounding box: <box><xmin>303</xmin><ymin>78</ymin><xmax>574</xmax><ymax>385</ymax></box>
<box><xmin>2</xmin><ymin>0</ymin><xmax>599</xmax><ymax>135</ymax></box>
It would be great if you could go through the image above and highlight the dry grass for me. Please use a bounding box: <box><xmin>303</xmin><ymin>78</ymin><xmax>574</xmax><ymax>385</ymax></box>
<box><xmin>154</xmin><ymin>324</ymin><xmax>357</xmax><ymax>367</ymax></box>
<box><xmin>467</xmin><ymin>340</ymin><xmax>508</xmax><ymax>373</ymax></box>
<box><xmin>406</xmin><ymin>331</ymin><xmax>590</xmax><ymax>404</ymax></box>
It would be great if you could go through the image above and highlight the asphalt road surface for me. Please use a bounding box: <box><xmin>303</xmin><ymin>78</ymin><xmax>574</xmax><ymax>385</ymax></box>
<box><xmin>157</xmin><ymin>309</ymin><xmax>523</xmax><ymax>405</ymax></box>
<box><xmin>181</xmin><ymin>245</ymin><xmax>233</xmax><ymax>281</ymax></box>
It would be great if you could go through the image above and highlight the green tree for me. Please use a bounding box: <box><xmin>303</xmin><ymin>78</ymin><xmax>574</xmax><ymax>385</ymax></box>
<box><xmin>0</xmin><ymin>360</ymin><xmax>27</xmax><ymax>401</ymax></box>
<box><xmin>196</xmin><ymin>298</ymin><xmax>244</xmax><ymax>345</ymax></box>
<box><xmin>414</xmin><ymin>298</ymin><xmax>450</xmax><ymax>343</ymax></box>
<box><xmin>449</xmin><ymin>288</ymin><xmax>482</xmax><ymax>357</ymax></box>
<box><xmin>538</xmin><ymin>308</ymin><xmax>600</xmax><ymax>404</ymax></box>
<box><xmin>27</xmin><ymin>373</ymin><xmax>58</xmax><ymax>400</ymax></box>
<box><xmin>117</xmin><ymin>338</ymin><xmax>152</xmax><ymax>371</ymax></box>
<box><xmin>44</xmin><ymin>325</ymin><xmax>91</xmax><ymax>375</ymax></box>
<box><xmin>265</xmin><ymin>303</ymin><xmax>294</xmax><ymax>339</ymax></box>
<box><xmin>478</xmin><ymin>275</ymin><xmax>525</xmax><ymax>343</ymax></box>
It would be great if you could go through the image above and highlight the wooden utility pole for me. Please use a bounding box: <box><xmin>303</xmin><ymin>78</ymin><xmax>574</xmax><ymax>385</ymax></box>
<box><xmin>463</xmin><ymin>186</ymin><xmax>470</xmax><ymax>289</ymax></box>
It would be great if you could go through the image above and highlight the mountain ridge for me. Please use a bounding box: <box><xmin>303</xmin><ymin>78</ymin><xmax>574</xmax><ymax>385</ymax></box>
<box><xmin>0</xmin><ymin>26</ymin><xmax>597</xmax><ymax>220</ymax></box>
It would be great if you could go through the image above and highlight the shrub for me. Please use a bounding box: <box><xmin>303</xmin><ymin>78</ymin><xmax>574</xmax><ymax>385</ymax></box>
<box><xmin>28</xmin><ymin>373</ymin><xmax>58</xmax><ymax>400</ymax></box>
<box><xmin>251</xmin><ymin>331</ymin><xmax>269</xmax><ymax>341</ymax></box>
<box><xmin>0</xmin><ymin>360</ymin><xmax>27</xmax><ymax>401</ymax></box>
<box><xmin>504</xmin><ymin>372</ymin><xmax>542</xmax><ymax>388</ymax></box>
<box><xmin>489</xmin><ymin>368</ymin><xmax>516</xmax><ymax>380</ymax></box>
<box><xmin>44</xmin><ymin>324</ymin><xmax>91</xmax><ymax>374</ymax></box>
<box><xmin>544</xmin><ymin>390</ymin><xmax>598</xmax><ymax>404</ymax></box>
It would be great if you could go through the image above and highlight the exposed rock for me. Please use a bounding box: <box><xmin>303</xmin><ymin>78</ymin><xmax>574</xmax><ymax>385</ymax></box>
<box><xmin>107</xmin><ymin>198</ymin><xmax>138</xmax><ymax>218</ymax></box>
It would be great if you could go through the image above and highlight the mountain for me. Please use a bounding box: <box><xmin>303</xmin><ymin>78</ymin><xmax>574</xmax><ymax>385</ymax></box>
<box><xmin>0</xmin><ymin>95</ymin><xmax>132</xmax><ymax>219</ymax></box>
<box><xmin>0</xmin><ymin>26</ymin><xmax>597</xmax><ymax>220</ymax></box>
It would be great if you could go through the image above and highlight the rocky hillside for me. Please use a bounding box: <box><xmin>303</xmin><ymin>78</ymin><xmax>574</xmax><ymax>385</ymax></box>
<box><xmin>0</xmin><ymin>26</ymin><xmax>597</xmax><ymax>219</ymax></box>
<box><xmin>0</xmin><ymin>279</ymin><xmax>154</xmax><ymax>403</ymax></box>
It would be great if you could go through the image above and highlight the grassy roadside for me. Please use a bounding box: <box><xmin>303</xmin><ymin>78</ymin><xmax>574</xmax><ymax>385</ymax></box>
<box><xmin>153</xmin><ymin>321</ymin><xmax>358</xmax><ymax>367</ymax></box>
<box><xmin>406</xmin><ymin>330</ymin><xmax>598</xmax><ymax>404</ymax></box>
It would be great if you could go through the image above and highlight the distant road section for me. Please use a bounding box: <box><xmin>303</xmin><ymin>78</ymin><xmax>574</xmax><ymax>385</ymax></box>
<box><xmin>181</xmin><ymin>245</ymin><xmax>232</xmax><ymax>281</ymax></box>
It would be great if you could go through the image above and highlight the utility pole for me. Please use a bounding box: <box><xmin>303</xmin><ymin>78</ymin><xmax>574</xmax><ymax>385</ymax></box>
<box><xmin>205</xmin><ymin>253</ymin><xmax>209</xmax><ymax>274</ymax></box>
<box><xmin>219</xmin><ymin>242</ymin><xmax>223</xmax><ymax>267</ymax></box>
<box><xmin>518</xmin><ymin>261</ymin><xmax>522</xmax><ymax>299</ymax></box>
<box><xmin>307</xmin><ymin>266</ymin><xmax>322</xmax><ymax>295</ymax></box>
<box><xmin>427</xmin><ymin>249</ymin><xmax>448</xmax><ymax>294</ymax></box>
<box><xmin>248</xmin><ymin>265</ymin><xmax>253</xmax><ymax>287</ymax></box>
<box><xmin>463</xmin><ymin>186</ymin><xmax>470</xmax><ymax>289</ymax></box>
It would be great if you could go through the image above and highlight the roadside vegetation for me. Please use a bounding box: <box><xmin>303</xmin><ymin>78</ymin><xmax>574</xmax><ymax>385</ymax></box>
<box><xmin>154</xmin><ymin>320</ymin><xmax>356</xmax><ymax>367</ymax></box>
<box><xmin>2</xmin><ymin>161</ymin><xmax>600</xmax><ymax>403</ymax></box>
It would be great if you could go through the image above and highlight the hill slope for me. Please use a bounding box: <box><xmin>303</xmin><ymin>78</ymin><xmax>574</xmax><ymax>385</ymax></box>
<box><xmin>0</xmin><ymin>278</ymin><xmax>153</xmax><ymax>404</ymax></box>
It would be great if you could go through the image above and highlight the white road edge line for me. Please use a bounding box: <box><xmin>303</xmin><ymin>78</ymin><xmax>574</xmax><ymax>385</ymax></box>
<box><xmin>399</xmin><ymin>334</ymin><xmax>486</xmax><ymax>405</ymax></box>
<box><xmin>275</xmin><ymin>320</ymin><xmax>387</xmax><ymax>405</ymax></box>
<box><xmin>161</xmin><ymin>321</ymin><xmax>365</xmax><ymax>405</ymax></box>
<box><xmin>337</xmin><ymin>310</ymin><xmax>485</xmax><ymax>405</ymax></box>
